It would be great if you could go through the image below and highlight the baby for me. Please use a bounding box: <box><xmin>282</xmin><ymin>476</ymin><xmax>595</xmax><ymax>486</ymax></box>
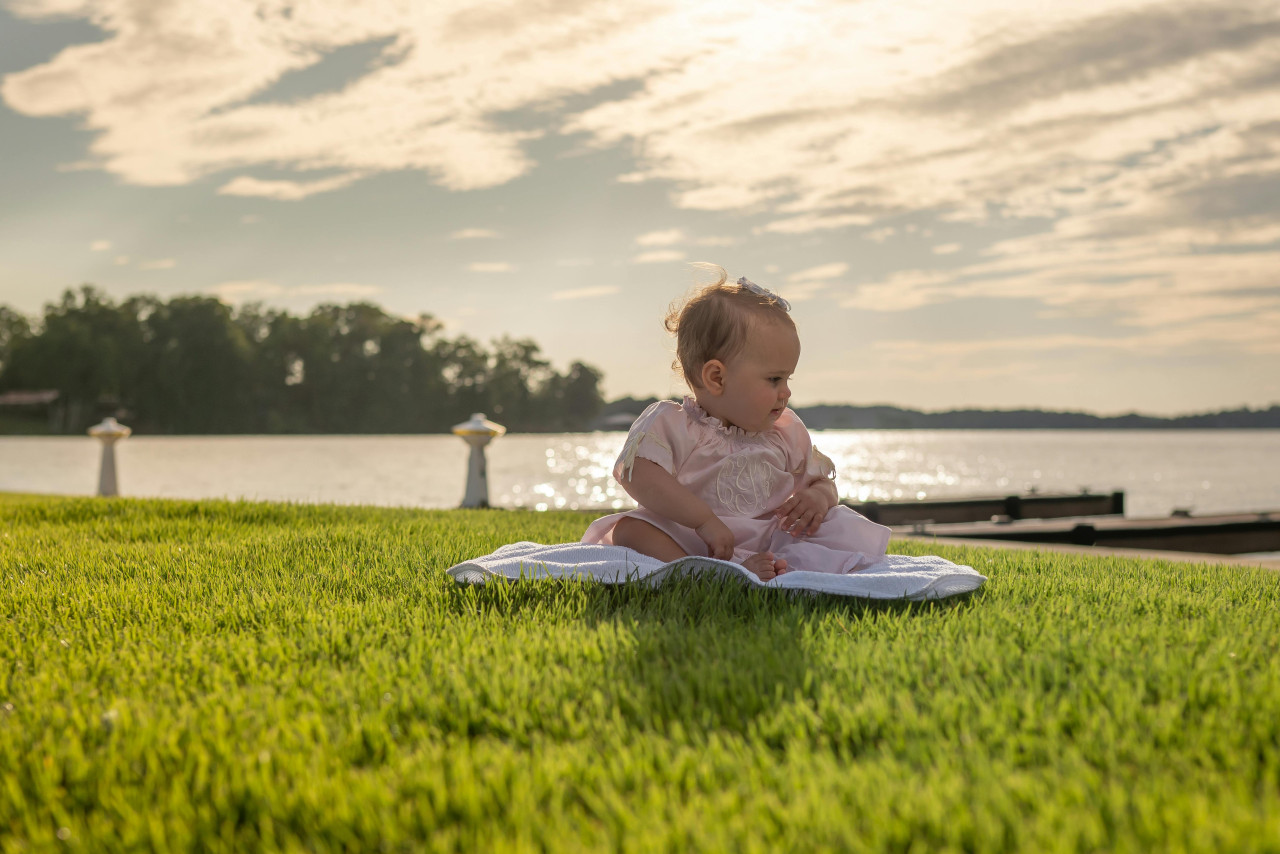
<box><xmin>582</xmin><ymin>265</ymin><xmax>891</xmax><ymax>580</ymax></box>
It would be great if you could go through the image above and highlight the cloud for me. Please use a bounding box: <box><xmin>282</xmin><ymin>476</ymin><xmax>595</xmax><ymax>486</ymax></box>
<box><xmin>138</xmin><ymin>258</ymin><xmax>176</xmax><ymax>270</ymax></box>
<box><xmin>209</xmin><ymin>280</ymin><xmax>383</xmax><ymax>303</ymax></box>
<box><xmin>218</xmin><ymin>174</ymin><xmax>365</xmax><ymax>200</ymax></box>
<box><xmin>631</xmin><ymin>250</ymin><xmax>685</xmax><ymax>264</ymax></box>
<box><xmin>635</xmin><ymin>228</ymin><xmax>684</xmax><ymax>246</ymax></box>
<box><xmin>467</xmin><ymin>262</ymin><xmax>515</xmax><ymax>273</ymax></box>
<box><xmin>9</xmin><ymin>1</ymin><xmax>1279</xmax><ymax>234</ymax></box>
<box><xmin>778</xmin><ymin>262</ymin><xmax>848</xmax><ymax>302</ymax></box>
<box><xmin>759</xmin><ymin>213</ymin><xmax>874</xmax><ymax>235</ymax></box>
<box><xmin>89</xmin><ymin>239</ymin><xmax>111</xmax><ymax>251</ymax></box>
<box><xmin>291</xmin><ymin>283</ymin><xmax>384</xmax><ymax>297</ymax></box>
<box><xmin>789</xmin><ymin>262</ymin><xmax>848</xmax><ymax>283</ymax></box>
<box><xmin>451</xmin><ymin>228</ymin><xmax>500</xmax><ymax>239</ymax></box>
<box><xmin>1</xmin><ymin>0</ymin><xmax>650</xmax><ymax>192</ymax></box>
<box><xmin>550</xmin><ymin>285</ymin><xmax>620</xmax><ymax>300</ymax></box>
<box><xmin>3</xmin><ymin>0</ymin><xmax>1278</xmax><ymax>365</ymax></box>
<box><xmin>932</xmin><ymin>243</ymin><xmax>961</xmax><ymax>255</ymax></box>
<box><xmin>210</xmin><ymin>280</ymin><xmax>282</xmax><ymax>301</ymax></box>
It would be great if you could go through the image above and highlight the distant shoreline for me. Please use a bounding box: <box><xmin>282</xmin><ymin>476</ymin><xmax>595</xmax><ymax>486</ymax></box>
<box><xmin>598</xmin><ymin>398</ymin><xmax>1280</xmax><ymax>430</ymax></box>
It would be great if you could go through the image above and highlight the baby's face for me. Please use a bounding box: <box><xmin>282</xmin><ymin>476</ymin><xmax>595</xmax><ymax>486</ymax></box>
<box><xmin>716</xmin><ymin>318</ymin><xmax>800</xmax><ymax>433</ymax></box>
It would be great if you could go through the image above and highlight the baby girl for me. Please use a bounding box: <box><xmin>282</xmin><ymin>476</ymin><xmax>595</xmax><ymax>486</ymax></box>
<box><xmin>582</xmin><ymin>265</ymin><xmax>891</xmax><ymax>580</ymax></box>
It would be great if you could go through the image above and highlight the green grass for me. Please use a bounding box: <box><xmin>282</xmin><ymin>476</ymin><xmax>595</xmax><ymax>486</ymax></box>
<box><xmin>2</xmin><ymin>493</ymin><xmax>1279</xmax><ymax>853</ymax></box>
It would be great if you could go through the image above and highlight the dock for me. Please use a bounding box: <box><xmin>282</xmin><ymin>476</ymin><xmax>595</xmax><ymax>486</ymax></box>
<box><xmin>841</xmin><ymin>490</ymin><xmax>1280</xmax><ymax>555</ymax></box>
<box><xmin>895</xmin><ymin>511</ymin><xmax>1280</xmax><ymax>555</ymax></box>
<box><xmin>843</xmin><ymin>490</ymin><xmax>1125</xmax><ymax>525</ymax></box>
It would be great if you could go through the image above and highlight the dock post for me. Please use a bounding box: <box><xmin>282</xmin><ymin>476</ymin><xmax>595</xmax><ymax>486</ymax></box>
<box><xmin>451</xmin><ymin>413</ymin><xmax>506</xmax><ymax>508</ymax></box>
<box><xmin>88</xmin><ymin>417</ymin><xmax>131</xmax><ymax>496</ymax></box>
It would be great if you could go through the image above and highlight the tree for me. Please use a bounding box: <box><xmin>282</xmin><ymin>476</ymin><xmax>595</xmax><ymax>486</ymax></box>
<box><xmin>542</xmin><ymin>361</ymin><xmax>606</xmax><ymax>431</ymax></box>
<box><xmin>0</xmin><ymin>305</ymin><xmax>32</xmax><ymax>383</ymax></box>
<box><xmin>0</xmin><ymin>290</ymin><xmax>609</xmax><ymax>434</ymax></box>
<box><xmin>125</xmin><ymin>295</ymin><xmax>255</xmax><ymax>433</ymax></box>
<box><xmin>3</xmin><ymin>287</ymin><xmax>140</xmax><ymax>431</ymax></box>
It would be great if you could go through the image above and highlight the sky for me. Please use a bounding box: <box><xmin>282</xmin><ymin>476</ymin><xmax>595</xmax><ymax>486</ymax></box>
<box><xmin>1</xmin><ymin>0</ymin><xmax>1278</xmax><ymax>416</ymax></box>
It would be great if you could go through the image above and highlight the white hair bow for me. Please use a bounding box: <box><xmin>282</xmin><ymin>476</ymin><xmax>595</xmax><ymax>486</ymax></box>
<box><xmin>736</xmin><ymin>276</ymin><xmax>791</xmax><ymax>311</ymax></box>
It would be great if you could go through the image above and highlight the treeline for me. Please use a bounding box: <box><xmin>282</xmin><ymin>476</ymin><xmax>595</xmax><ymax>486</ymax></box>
<box><xmin>0</xmin><ymin>287</ymin><xmax>605</xmax><ymax>434</ymax></box>
<box><xmin>792</xmin><ymin>403</ymin><xmax>1280</xmax><ymax>429</ymax></box>
<box><xmin>599</xmin><ymin>398</ymin><xmax>1280</xmax><ymax>430</ymax></box>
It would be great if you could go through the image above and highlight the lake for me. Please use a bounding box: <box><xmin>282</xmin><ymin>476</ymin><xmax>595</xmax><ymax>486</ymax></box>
<box><xmin>3</xmin><ymin>430</ymin><xmax>1279</xmax><ymax>520</ymax></box>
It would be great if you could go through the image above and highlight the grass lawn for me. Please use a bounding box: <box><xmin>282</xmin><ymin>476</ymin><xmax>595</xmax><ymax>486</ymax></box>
<box><xmin>2</xmin><ymin>493</ymin><xmax>1279</xmax><ymax>852</ymax></box>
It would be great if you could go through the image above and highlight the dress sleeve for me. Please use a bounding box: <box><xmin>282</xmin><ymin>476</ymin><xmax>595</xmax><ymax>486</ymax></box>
<box><xmin>613</xmin><ymin>400</ymin><xmax>694</xmax><ymax>482</ymax></box>
<box><xmin>776</xmin><ymin>408</ymin><xmax>838</xmax><ymax>481</ymax></box>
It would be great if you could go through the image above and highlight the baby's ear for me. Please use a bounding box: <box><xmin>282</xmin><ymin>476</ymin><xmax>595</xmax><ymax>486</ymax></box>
<box><xmin>700</xmin><ymin>359</ymin><xmax>726</xmax><ymax>394</ymax></box>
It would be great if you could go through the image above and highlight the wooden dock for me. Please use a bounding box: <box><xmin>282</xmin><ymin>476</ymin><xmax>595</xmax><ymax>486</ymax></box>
<box><xmin>843</xmin><ymin>491</ymin><xmax>1125</xmax><ymax>525</ymax></box>
<box><xmin>897</xmin><ymin>512</ymin><xmax>1280</xmax><ymax>555</ymax></box>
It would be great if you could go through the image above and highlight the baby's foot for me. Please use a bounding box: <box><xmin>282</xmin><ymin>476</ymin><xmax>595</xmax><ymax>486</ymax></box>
<box><xmin>742</xmin><ymin>551</ymin><xmax>788</xmax><ymax>581</ymax></box>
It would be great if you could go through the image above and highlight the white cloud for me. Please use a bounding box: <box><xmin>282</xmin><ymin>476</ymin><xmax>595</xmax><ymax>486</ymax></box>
<box><xmin>759</xmin><ymin>213</ymin><xmax>874</xmax><ymax>235</ymax></box>
<box><xmin>789</xmin><ymin>262</ymin><xmax>848</xmax><ymax>283</ymax></box>
<box><xmin>209</xmin><ymin>280</ymin><xmax>283</xmax><ymax>301</ymax></box>
<box><xmin>635</xmin><ymin>229</ymin><xmax>684</xmax><ymax>246</ymax></box>
<box><xmin>468</xmin><ymin>262</ymin><xmax>514</xmax><ymax>273</ymax></box>
<box><xmin>550</xmin><ymin>285</ymin><xmax>620</xmax><ymax>300</ymax></box>
<box><xmin>292</xmin><ymin>283</ymin><xmax>383</xmax><ymax>297</ymax></box>
<box><xmin>778</xmin><ymin>262</ymin><xmax>849</xmax><ymax>301</ymax></box>
<box><xmin>89</xmin><ymin>239</ymin><xmax>111</xmax><ymax>251</ymax></box>
<box><xmin>218</xmin><ymin>174</ymin><xmax>364</xmax><ymax>201</ymax></box>
<box><xmin>139</xmin><ymin>258</ymin><xmax>176</xmax><ymax>270</ymax></box>
<box><xmin>3</xmin><ymin>0</ymin><xmax>1278</xmax><ymax>368</ymax></box>
<box><xmin>451</xmin><ymin>228</ymin><xmax>499</xmax><ymax>240</ymax></box>
<box><xmin>778</xmin><ymin>281</ymin><xmax>827</xmax><ymax>303</ymax></box>
<box><xmin>240</xmin><ymin>214</ymin><xmax>262</xmax><ymax>225</ymax></box>
<box><xmin>556</xmin><ymin>258</ymin><xmax>594</xmax><ymax>267</ymax></box>
<box><xmin>113</xmin><ymin>255</ymin><xmax>130</xmax><ymax>265</ymax></box>
<box><xmin>209</xmin><ymin>280</ymin><xmax>382</xmax><ymax>303</ymax></box>
<box><xmin>632</xmin><ymin>250</ymin><xmax>686</xmax><ymax>264</ymax></box>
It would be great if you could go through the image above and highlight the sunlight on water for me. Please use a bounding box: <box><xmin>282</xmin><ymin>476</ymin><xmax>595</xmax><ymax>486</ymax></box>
<box><xmin>2</xmin><ymin>429</ymin><xmax>1278</xmax><ymax>518</ymax></box>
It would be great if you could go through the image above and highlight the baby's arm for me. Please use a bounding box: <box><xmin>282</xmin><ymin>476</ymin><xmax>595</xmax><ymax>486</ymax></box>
<box><xmin>777</xmin><ymin>476</ymin><xmax>838</xmax><ymax>536</ymax></box>
<box><xmin>620</xmin><ymin>458</ymin><xmax>735</xmax><ymax>559</ymax></box>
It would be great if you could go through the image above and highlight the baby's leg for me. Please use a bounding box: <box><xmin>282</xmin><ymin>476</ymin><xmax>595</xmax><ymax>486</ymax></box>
<box><xmin>612</xmin><ymin>516</ymin><xmax>689</xmax><ymax>562</ymax></box>
<box><xmin>741</xmin><ymin>552</ymin><xmax>788</xmax><ymax>581</ymax></box>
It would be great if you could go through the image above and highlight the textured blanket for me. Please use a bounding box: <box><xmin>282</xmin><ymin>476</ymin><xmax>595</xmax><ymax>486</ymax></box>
<box><xmin>447</xmin><ymin>542</ymin><xmax>986</xmax><ymax>601</ymax></box>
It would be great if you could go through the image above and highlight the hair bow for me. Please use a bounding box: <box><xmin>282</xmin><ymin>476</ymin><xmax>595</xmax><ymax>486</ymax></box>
<box><xmin>736</xmin><ymin>276</ymin><xmax>791</xmax><ymax>311</ymax></box>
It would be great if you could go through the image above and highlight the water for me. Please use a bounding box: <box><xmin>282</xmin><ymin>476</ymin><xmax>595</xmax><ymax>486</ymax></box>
<box><xmin>3</xmin><ymin>430</ymin><xmax>1278</xmax><ymax>520</ymax></box>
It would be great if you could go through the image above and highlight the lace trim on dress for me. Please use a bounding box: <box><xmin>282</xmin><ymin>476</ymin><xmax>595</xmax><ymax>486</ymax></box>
<box><xmin>619</xmin><ymin>429</ymin><xmax>672</xmax><ymax>481</ymax></box>
<box><xmin>681</xmin><ymin>396</ymin><xmax>770</xmax><ymax>440</ymax></box>
<box><xmin>811</xmin><ymin>447</ymin><xmax>837</xmax><ymax>480</ymax></box>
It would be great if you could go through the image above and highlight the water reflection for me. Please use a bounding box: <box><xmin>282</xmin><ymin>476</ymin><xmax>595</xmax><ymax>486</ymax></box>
<box><xmin>1</xmin><ymin>429</ymin><xmax>1277</xmax><ymax>518</ymax></box>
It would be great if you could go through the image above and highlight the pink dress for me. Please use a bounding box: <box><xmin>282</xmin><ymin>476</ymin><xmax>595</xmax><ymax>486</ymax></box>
<box><xmin>581</xmin><ymin>397</ymin><xmax>892</xmax><ymax>573</ymax></box>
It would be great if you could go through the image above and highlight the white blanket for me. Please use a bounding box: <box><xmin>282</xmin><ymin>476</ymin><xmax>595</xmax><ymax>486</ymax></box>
<box><xmin>447</xmin><ymin>542</ymin><xmax>986</xmax><ymax>601</ymax></box>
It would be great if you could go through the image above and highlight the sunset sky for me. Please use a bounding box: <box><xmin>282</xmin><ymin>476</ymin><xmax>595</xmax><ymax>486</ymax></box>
<box><xmin>2</xmin><ymin>0</ymin><xmax>1278</xmax><ymax>415</ymax></box>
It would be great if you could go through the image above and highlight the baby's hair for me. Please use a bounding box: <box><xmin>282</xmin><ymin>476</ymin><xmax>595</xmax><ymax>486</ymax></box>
<box><xmin>665</xmin><ymin>262</ymin><xmax>794</xmax><ymax>389</ymax></box>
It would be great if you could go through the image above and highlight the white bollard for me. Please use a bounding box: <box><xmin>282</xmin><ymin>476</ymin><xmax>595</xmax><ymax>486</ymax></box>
<box><xmin>88</xmin><ymin>416</ymin><xmax>131</xmax><ymax>496</ymax></box>
<box><xmin>451</xmin><ymin>413</ymin><xmax>506</xmax><ymax>508</ymax></box>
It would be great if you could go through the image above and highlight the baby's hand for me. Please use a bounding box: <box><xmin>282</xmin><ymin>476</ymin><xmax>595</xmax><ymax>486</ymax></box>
<box><xmin>776</xmin><ymin>486</ymin><xmax>834</xmax><ymax>537</ymax></box>
<box><xmin>695</xmin><ymin>515</ymin><xmax>735</xmax><ymax>560</ymax></box>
